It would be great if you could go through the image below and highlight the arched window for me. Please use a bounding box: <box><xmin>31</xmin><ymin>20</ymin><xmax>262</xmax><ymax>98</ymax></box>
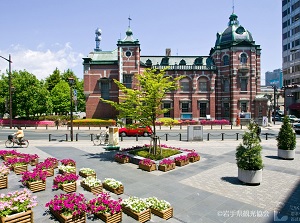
<box><xmin>240</xmin><ymin>53</ymin><xmax>247</xmax><ymax>64</ymax></box>
<box><xmin>223</xmin><ymin>55</ymin><xmax>229</xmax><ymax>66</ymax></box>
<box><xmin>179</xmin><ymin>59</ymin><xmax>186</xmax><ymax>65</ymax></box>
<box><xmin>199</xmin><ymin>77</ymin><xmax>208</xmax><ymax>91</ymax></box>
<box><xmin>180</xmin><ymin>78</ymin><xmax>190</xmax><ymax>91</ymax></box>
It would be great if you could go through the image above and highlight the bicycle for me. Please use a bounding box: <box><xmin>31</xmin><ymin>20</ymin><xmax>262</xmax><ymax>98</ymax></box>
<box><xmin>5</xmin><ymin>134</ymin><xmax>29</xmax><ymax>148</ymax></box>
<box><xmin>93</xmin><ymin>132</ymin><xmax>108</xmax><ymax>146</ymax></box>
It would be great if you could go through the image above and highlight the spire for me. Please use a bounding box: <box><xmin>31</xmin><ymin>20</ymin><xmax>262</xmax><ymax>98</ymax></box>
<box><xmin>228</xmin><ymin>13</ymin><xmax>239</xmax><ymax>26</ymax></box>
<box><xmin>128</xmin><ymin>15</ymin><xmax>132</xmax><ymax>28</ymax></box>
<box><xmin>232</xmin><ymin>0</ymin><xmax>235</xmax><ymax>14</ymax></box>
<box><xmin>95</xmin><ymin>28</ymin><xmax>102</xmax><ymax>51</ymax></box>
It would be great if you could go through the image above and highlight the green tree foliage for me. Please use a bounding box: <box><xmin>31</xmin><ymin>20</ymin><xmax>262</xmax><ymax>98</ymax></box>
<box><xmin>236</xmin><ymin>121</ymin><xmax>263</xmax><ymax>170</ymax></box>
<box><xmin>50</xmin><ymin>80</ymin><xmax>70</xmax><ymax>114</ymax></box>
<box><xmin>0</xmin><ymin>74</ymin><xmax>9</xmax><ymax>115</ymax></box>
<box><xmin>277</xmin><ymin>116</ymin><xmax>296</xmax><ymax>150</ymax></box>
<box><xmin>45</xmin><ymin>68</ymin><xmax>61</xmax><ymax>92</ymax></box>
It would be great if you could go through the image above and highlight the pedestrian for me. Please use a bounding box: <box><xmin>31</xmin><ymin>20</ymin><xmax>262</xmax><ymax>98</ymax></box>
<box><xmin>256</xmin><ymin>123</ymin><xmax>261</xmax><ymax>142</ymax></box>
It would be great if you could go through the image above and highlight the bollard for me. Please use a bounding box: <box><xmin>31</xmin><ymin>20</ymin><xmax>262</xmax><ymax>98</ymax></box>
<box><xmin>207</xmin><ymin>133</ymin><xmax>210</xmax><ymax>141</ymax></box>
<box><xmin>78</xmin><ymin>125</ymin><xmax>79</xmax><ymax>130</ymax></box>
<box><xmin>56</xmin><ymin>125</ymin><xmax>58</xmax><ymax>130</ymax></box>
<box><xmin>231</xmin><ymin>124</ymin><xmax>233</xmax><ymax>129</ymax></box>
<box><xmin>166</xmin><ymin>134</ymin><xmax>168</xmax><ymax>141</ymax></box>
<box><xmin>160</xmin><ymin>125</ymin><xmax>161</xmax><ymax>130</ymax></box>
<box><xmin>236</xmin><ymin>133</ymin><xmax>239</xmax><ymax>140</ymax></box>
<box><xmin>136</xmin><ymin>134</ymin><xmax>138</xmax><ymax>141</ymax></box>
<box><xmin>25</xmin><ymin>124</ymin><xmax>27</xmax><ymax>129</ymax></box>
<box><xmin>120</xmin><ymin>135</ymin><xmax>123</xmax><ymax>141</ymax></box>
<box><xmin>180</xmin><ymin>124</ymin><xmax>182</xmax><ymax>130</ymax></box>
<box><xmin>90</xmin><ymin>134</ymin><xmax>93</xmax><ymax>141</ymax></box>
<box><xmin>89</xmin><ymin>125</ymin><xmax>91</xmax><ymax>130</ymax></box>
<box><xmin>46</xmin><ymin>124</ymin><xmax>48</xmax><ymax>130</ymax></box>
<box><xmin>179</xmin><ymin>133</ymin><xmax>182</xmax><ymax>141</ymax></box>
<box><xmin>221</xmin><ymin>133</ymin><xmax>224</xmax><ymax>141</ymax></box>
<box><xmin>241</xmin><ymin>124</ymin><xmax>242</xmax><ymax>129</ymax></box>
<box><xmin>35</xmin><ymin>125</ymin><xmax>37</xmax><ymax>130</ymax></box>
<box><xmin>66</xmin><ymin>134</ymin><xmax>68</xmax><ymax>141</ymax></box>
<box><xmin>265</xmin><ymin>133</ymin><xmax>268</xmax><ymax>140</ymax></box>
<box><xmin>76</xmin><ymin>133</ymin><xmax>78</xmax><ymax>141</ymax></box>
<box><xmin>49</xmin><ymin>134</ymin><xmax>51</xmax><ymax>142</ymax></box>
<box><xmin>221</xmin><ymin>125</ymin><xmax>223</xmax><ymax>130</ymax></box>
<box><xmin>211</xmin><ymin>124</ymin><xmax>213</xmax><ymax>130</ymax></box>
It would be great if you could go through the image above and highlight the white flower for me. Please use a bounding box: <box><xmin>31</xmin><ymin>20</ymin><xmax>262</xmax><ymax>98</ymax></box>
<box><xmin>58</xmin><ymin>165</ymin><xmax>76</xmax><ymax>173</ymax></box>
<box><xmin>103</xmin><ymin>178</ymin><xmax>122</xmax><ymax>189</ymax></box>
<box><xmin>122</xmin><ymin>196</ymin><xmax>150</xmax><ymax>213</ymax></box>
<box><xmin>81</xmin><ymin>176</ymin><xmax>101</xmax><ymax>187</ymax></box>
<box><xmin>79</xmin><ymin>167</ymin><xmax>95</xmax><ymax>174</ymax></box>
<box><xmin>145</xmin><ymin>196</ymin><xmax>171</xmax><ymax>211</ymax></box>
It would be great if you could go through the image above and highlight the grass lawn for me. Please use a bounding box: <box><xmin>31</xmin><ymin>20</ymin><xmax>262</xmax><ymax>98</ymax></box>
<box><xmin>128</xmin><ymin>147</ymin><xmax>181</xmax><ymax>160</ymax></box>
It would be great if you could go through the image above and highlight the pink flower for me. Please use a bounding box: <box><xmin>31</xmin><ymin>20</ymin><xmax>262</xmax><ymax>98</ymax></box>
<box><xmin>88</xmin><ymin>192</ymin><xmax>122</xmax><ymax>215</ymax></box>
<box><xmin>159</xmin><ymin>158</ymin><xmax>175</xmax><ymax>166</ymax></box>
<box><xmin>174</xmin><ymin>155</ymin><xmax>188</xmax><ymax>162</ymax></box>
<box><xmin>187</xmin><ymin>152</ymin><xmax>199</xmax><ymax>158</ymax></box>
<box><xmin>60</xmin><ymin>159</ymin><xmax>76</xmax><ymax>166</ymax></box>
<box><xmin>139</xmin><ymin>158</ymin><xmax>155</xmax><ymax>166</ymax></box>
<box><xmin>53</xmin><ymin>173</ymin><xmax>79</xmax><ymax>189</ymax></box>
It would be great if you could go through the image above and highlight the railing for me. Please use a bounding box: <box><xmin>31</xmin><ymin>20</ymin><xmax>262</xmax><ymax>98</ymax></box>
<box><xmin>152</xmin><ymin>64</ymin><xmax>217</xmax><ymax>71</ymax></box>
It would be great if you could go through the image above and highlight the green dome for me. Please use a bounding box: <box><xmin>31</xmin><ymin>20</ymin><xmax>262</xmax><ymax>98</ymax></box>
<box><xmin>215</xmin><ymin>13</ymin><xmax>254</xmax><ymax>47</ymax></box>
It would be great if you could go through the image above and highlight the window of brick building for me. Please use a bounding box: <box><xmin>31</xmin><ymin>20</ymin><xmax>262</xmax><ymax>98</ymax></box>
<box><xmin>180</xmin><ymin>78</ymin><xmax>190</xmax><ymax>91</ymax></box>
<box><xmin>240</xmin><ymin>53</ymin><xmax>247</xmax><ymax>64</ymax></box>
<box><xmin>163</xmin><ymin>103</ymin><xmax>171</xmax><ymax>117</ymax></box>
<box><xmin>181</xmin><ymin>102</ymin><xmax>190</xmax><ymax>112</ymax></box>
<box><xmin>100</xmin><ymin>80</ymin><xmax>109</xmax><ymax>100</ymax></box>
<box><xmin>240</xmin><ymin>102</ymin><xmax>247</xmax><ymax>112</ymax></box>
<box><xmin>199</xmin><ymin>103</ymin><xmax>207</xmax><ymax>117</ymax></box>
<box><xmin>240</xmin><ymin>78</ymin><xmax>248</xmax><ymax>91</ymax></box>
<box><xmin>199</xmin><ymin>77</ymin><xmax>208</xmax><ymax>91</ymax></box>
<box><xmin>123</xmin><ymin>74</ymin><xmax>132</xmax><ymax>89</ymax></box>
<box><xmin>223</xmin><ymin>79</ymin><xmax>230</xmax><ymax>92</ymax></box>
<box><xmin>224</xmin><ymin>102</ymin><xmax>230</xmax><ymax>118</ymax></box>
<box><xmin>223</xmin><ymin>55</ymin><xmax>230</xmax><ymax>66</ymax></box>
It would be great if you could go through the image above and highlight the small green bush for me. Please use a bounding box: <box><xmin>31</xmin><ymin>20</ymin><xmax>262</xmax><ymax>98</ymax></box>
<box><xmin>69</xmin><ymin>119</ymin><xmax>116</xmax><ymax>127</ymax></box>
<box><xmin>277</xmin><ymin>116</ymin><xmax>296</xmax><ymax>150</ymax></box>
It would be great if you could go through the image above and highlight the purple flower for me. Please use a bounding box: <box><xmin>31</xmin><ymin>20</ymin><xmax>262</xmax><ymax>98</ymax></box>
<box><xmin>139</xmin><ymin>158</ymin><xmax>155</xmax><ymax>166</ymax></box>
<box><xmin>159</xmin><ymin>158</ymin><xmax>175</xmax><ymax>166</ymax></box>
<box><xmin>187</xmin><ymin>152</ymin><xmax>199</xmax><ymax>158</ymax></box>
<box><xmin>174</xmin><ymin>155</ymin><xmax>188</xmax><ymax>162</ymax></box>
<box><xmin>53</xmin><ymin>173</ymin><xmax>79</xmax><ymax>189</ymax></box>
<box><xmin>87</xmin><ymin>192</ymin><xmax>122</xmax><ymax>215</ymax></box>
<box><xmin>21</xmin><ymin>169</ymin><xmax>47</xmax><ymax>185</ymax></box>
<box><xmin>60</xmin><ymin>159</ymin><xmax>76</xmax><ymax>166</ymax></box>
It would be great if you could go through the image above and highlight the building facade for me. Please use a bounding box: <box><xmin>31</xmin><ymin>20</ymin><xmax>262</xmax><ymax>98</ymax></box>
<box><xmin>84</xmin><ymin>13</ymin><xmax>269</xmax><ymax>124</ymax></box>
<box><xmin>282</xmin><ymin>0</ymin><xmax>300</xmax><ymax>115</ymax></box>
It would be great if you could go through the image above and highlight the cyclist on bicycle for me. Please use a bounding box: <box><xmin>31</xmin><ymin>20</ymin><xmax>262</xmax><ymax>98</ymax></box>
<box><xmin>15</xmin><ymin>126</ymin><xmax>24</xmax><ymax>143</ymax></box>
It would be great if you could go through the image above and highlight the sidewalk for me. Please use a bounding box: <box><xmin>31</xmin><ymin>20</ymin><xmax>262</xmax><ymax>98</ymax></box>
<box><xmin>0</xmin><ymin>138</ymin><xmax>299</xmax><ymax>223</ymax></box>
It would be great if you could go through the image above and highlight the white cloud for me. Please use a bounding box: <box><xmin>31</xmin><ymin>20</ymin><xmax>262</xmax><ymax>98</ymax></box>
<box><xmin>0</xmin><ymin>43</ymin><xmax>84</xmax><ymax>80</ymax></box>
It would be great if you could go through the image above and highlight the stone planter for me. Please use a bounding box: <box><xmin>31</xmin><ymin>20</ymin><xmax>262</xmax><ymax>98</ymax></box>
<box><xmin>175</xmin><ymin>159</ymin><xmax>189</xmax><ymax>167</ymax></box>
<box><xmin>94</xmin><ymin>211</ymin><xmax>122</xmax><ymax>223</ymax></box>
<box><xmin>80</xmin><ymin>181</ymin><xmax>102</xmax><ymax>195</ymax></box>
<box><xmin>0</xmin><ymin>175</ymin><xmax>8</xmax><ymax>189</ymax></box>
<box><xmin>103</xmin><ymin>183</ymin><xmax>124</xmax><ymax>195</ymax></box>
<box><xmin>278</xmin><ymin>149</ymin><xmax>295</xmax><ymax>160</ymax></box>
<box><xmin>189</xmin><ymin>155</ymin><xmax>200</xmax><ymax>163</ymax></box>
<box><xmin>122</xmin><ymin>206</ymin><xmax>151</xmax><ymax>223</ymax></box>
<box><xmin>115</xmin><ymin>157</ymin><xmax>129</xmax><ymax>164</ymax></box>
<box><xmin>0</xmin><ymin>210</ymin><xmax>33</xmax><ymax>223</ymax></box>
<box><xmin>238</xmin><ymin>168</ymin><xmax>262</xmax><ymax>185</ymax></box>
<box><xmin>150</xmin><ymin>207</ymin><xmax>173</xmax><ymax>220</ymax></box>
<box><xmin>30</xmin><ymin>158</ymin><xmax>39</xmax><ymax>166</ymax></box>
<box><xmin>26</xmin><ymin>180</ymin><xmax>46</xmax><ymax>193</ymax></box>
<box><xmin>158</xmin><ymin>163</ymin><xmax>175</xmax><ymax>172</ymax></box>
<box><xmin>78</xmin><ymin>171</ymin><xmax>96</xmax><ymax>178</ymax></box>
<box><xmin>59</xmin><ymin>182</ymin><xmax>77</xmax><ymax>193</ymax></box>
<box><xmin>139</xmin><ymin>163</ymin><xmax>156</xmax><ymax>172</ymax></box>
<box><xmin>49</xmin><ymin>207</ymin><xmax>85</xmax><ymax>223</ymax></box>
<box><xmin>12</xmin><ymin>164</ymin><xmax>28</xmax><ymax>175</ymax></box>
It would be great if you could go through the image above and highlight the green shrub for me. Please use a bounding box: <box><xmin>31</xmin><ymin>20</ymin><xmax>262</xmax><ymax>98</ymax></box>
<box><xmin>277</xmin><ymin>116</ymin><xmax>296</xmax><ymax>150</ymax></box>
<box><xmin>129</xmin><ymin>147</ymin><xmax>181</xmax><ymax>160</ymax></box>
<box><xmin>68</xmin><ymin>119</ymin><xmax>116</xmax><ymax>127</ymax></box>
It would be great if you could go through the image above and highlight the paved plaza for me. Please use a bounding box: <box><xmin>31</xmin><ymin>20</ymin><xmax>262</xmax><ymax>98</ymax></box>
<box><xmin>0</xmin><ymin>128</ymin><xmax>299</xmax><ymax>223</ymax></box>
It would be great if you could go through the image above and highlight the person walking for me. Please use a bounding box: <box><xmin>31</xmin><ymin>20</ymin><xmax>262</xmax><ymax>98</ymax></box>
<box><xmin>256</xmin><ymin>123</ymin><xmax>261</xmax><ymax>142</ymax></box>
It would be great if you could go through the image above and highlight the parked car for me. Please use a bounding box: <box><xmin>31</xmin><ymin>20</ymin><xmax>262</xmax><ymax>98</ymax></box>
<box><xmin>287</xmin><ymin>115</ymin><xmax>300</xmax><ymax>123</ymax></box>
<box><xmin>293</xmin><ymin>123</ymin><xmax>300</xmax><ymax>134</ymax></box>
<box><xmin>119</xmin><ymin>126</ymin><xmax>152</xmax><ymax>137</ymax></box>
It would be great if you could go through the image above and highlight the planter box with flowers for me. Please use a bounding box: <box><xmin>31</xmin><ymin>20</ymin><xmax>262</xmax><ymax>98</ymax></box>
<box><xmin>88</xmin><ymin>192</ymin><xmax>122</xmax><ymax>223</ymax></box>
<box><xmin>0</xmin><ymin>188</ymin><xmax>37</xmax><ymax>223</ymax></box>
<box><xmin>122</xmin><ymin>196</ymin><xmax>151</xmax><ymax>223</ymax></box>
<box><xmin>187</xmin><ymin>152</ymin><xmax>200</xmax><ymax>163</ymax></box>
<box><xmin>0</xmin><ymin>164</ymin><xmax>10</xmax><ymax>189</ymax></box>
<box><xmin>158</xmin><ymin>158</ymin><xmax>175</xmax><ymax>172</ymax></box>
<box><xmin>79</xmin><ymin>168</ymin><xmax>96</xmax><ymax>178</ymax></box>
<box><xmin>46</xmin><ymin>193</ymin><xmax>87</xmax><ymax>223</ymax></box>
<box><xmin>21</xmin><ymin>169</ymin><xmax>47</xmax><ymax>193</ymax></box>
<box><xmin>114</xmin><ymin>153</ymin><xmax>130</xmax><ymax>164</ymax></box>
<box><xmin>4</xmin><ymin>157</ymin><xmax>31</xmax><ymax>175</ymax></box>
<box><xmin>80</xmin><ymin>176</ymin><xmax>102</xmax><ymax>195</ymax></box>
<box><xmin>103</xmin><ymin>178</ymin><xmax>124</xmax><ymax>195</ymax></box>
<box><xmin>35</xmin><ymin>160</ymin><xmax>56</xmax><ymax>177</ymax></box>
<box><xmin>145</xmin><ymin>197</ymin><xmax>173</xmax><ymax>220</ymax></box>
<box><xmin>44</xmin><ymin>157</ymin><xmax>59</xmax><ymax>169</ymax></box>
<box><xmin>27</xmin><ymin>154</ymin><xmax>39</xmax><ymax>166</ymax></box>
<box><xmin>60</xmin><ymin>158</ymin><xmax>76</xmax><ymax>168</ymax></box>
<box><xmin>139</xmin><ymin>158</ymin><xmax>156</xmax><ymax>172</ymax></box>
<box><xmin>174</xmin><ymin>155</ymin><xmax>189</xmax><ymax>167</ymax></box>
<box><xmin>0</xmin><ymin>150</ymin><xmax>19</xmax><ymax>161</ymax></box>
<box><xmin>58</xmin><ymin>165</ymin><xmax>76</xmax><ymax>175</ymax></box>
<box><xmin>53</xmin><ymin>173</ymin><xmax>79</xmax><ymax>193</ymax></box>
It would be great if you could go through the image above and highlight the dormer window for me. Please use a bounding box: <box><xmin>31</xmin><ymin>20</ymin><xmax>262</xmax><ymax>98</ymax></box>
<box><xmin>240</xmin><ymin>53</ymin><xmax>247</xmax><ymax>64</ymax></box>
<box><xmin>179</xmin><ymin>59</ymin><xmax>186</xmax><ymax>65</ymax></box>
<box><xmin>194</xmin><ymin>57</ymin><xmax>203</xmax><ymax>65</ymax></box>
<box><xmin>145</xmin><ymin>59</ymin><xmax>152</xmax><ymax>66</ymax></box>
<box><xmin>160</xmin><ymin>57</ymin><xmax>169</xmax><ymax>66</ymax></box>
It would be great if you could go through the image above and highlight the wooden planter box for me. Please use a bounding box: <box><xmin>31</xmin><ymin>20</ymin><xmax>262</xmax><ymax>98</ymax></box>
<box><xmin>12</xmin><ymin>165</ymin><xmax>28</xmax><ymax>175</ymax></box>
<box><xmin>26</xmin><ymin>180</ymin><xmax>46</xmax><ymax>193</ymax></box>
<box><xmin>0</xmin><ymin>176</ymin><xmax>8</xmax><ymax>189</ymax></box>
<box><xmin>175</xmin><ymin>159</ymin><xmax>189</xmax><ymax>167</ymax></box>
<box><xmin>49</xmin><ymin>207</ymin><xmax>85</xmax><ymax>223</ymax></box>
<box><xmin>94</xmin><ymin>211</ymin><xmax>122</xmax><ymax>223</ymax></box>
<box><xmin>78</xmin><ymin>171</ymin><xmax>96</xmax><ymax>178</ymax></box>
<box><xmin>80</xmin><ymin>181</ymin><xmax>102</xmax><ymax>195</ymax></box>
<box><xmin>103</xmin><ymin>183</ymin><xmax>124</xmax><ymax>195</ymax></box>
<box><xmin>2</xmin><ymin>155</ymin><xmax>17</xmax><ymax>161</ymax></box>
<box><xmin>139</xmin><ymin>163</ymin><xmax>156</xmax><ymax>172</ymax></box>
<box><xmin>150</xmin><ymin>207</ymin><xmax>173</xmax><ymax>220</ymax></box>
<box><xmin>122</xmin><ymin>206</ymin><xmax>151</xmax><ymax>223</ymax></box>
<box><xmin>59</xmin><ymin>169</ymin><xmax>76</xmax><ymax>175</ymax></box>
<box><xmin>59</xmin><ymin>182</ymin><xmax>77</xmax><ymax>193</ymax></box>
<box><xmin>158</xmin><ymin>163</ymin><xmax>175</xmax><ymax>172</ymax></box>
<box><xmin>189</xmin><ymin>156</ymin><xmax>200</xmax><ymax>163</ymax></box>
<box><xmin>0</xmin><ymin>209</ymin><xmax>33</xmax><ymax>223</ymax></box>
<box><xmin>45</xmin><ymin>168</ymin><xmax>54</xmax><ymax>177</ymax></box>
<box><xmin>52</xmin><ymin>162</ymin><xmax>59</xmax><ymax>169</ymax></box>
<box><xmin>115</xmin><ymin>157</ymin><xmax>129</xmax><ymax>164</ymax></box>
<box><xmin>30</xmin><ymin>158</ymin><xmax>39</xmax><ymax>166</ymax></box>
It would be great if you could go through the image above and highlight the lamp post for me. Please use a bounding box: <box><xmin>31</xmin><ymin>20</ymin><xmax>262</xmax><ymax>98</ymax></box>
<box><xmin>68</xmin><ymin>77</ymin><xmax>75</xmax><ymax>141</ymax></box>
<box><xmin>0</xmin><ymin>55</ymin><xmax>12</xmax><ymax>129</ymax></box>
<box><xmin>272</xmin><ymin>85</ymin><xmax>277</xmax><ymax>125</ymax></box>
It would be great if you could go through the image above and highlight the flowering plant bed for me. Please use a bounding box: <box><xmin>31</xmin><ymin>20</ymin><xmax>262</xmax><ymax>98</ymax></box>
<box><xmin>58</xmin><ymin>165</ymin><xmax>76</xmax><ymax>174</ymax></box>
<box><xmin>26</xmin><ymin>180</ymin><xmax>46</xmax><ymax>193</ymax></box>
<box><xmin>53</xmin><ymin>173</ymin><xmax>79</xmax><ymax>190</ymax></box>
<box><xmin>139</xmin><ymin>158</ymin><xmax>156</xmax><ymax>172</ymax></box>
<box><xmin>103</xmin><ymin>178</ymin><xmax>123</xmax><ymax>195</ymax></box>
<box><xmin>4</xmin><ymin>157</ymin><xmax>31</xmax><ymax>168</ymax></box>
<box><xmin>122</xmin><ymin>197</ymin><xmax>151</xmax><ymax>223</ymax></box>
<box><xmin>20</xmin><ymin>154</ymin><xmax>39</xmax><ymax>166</ymax></box>
<box><xmin>0</xmin><ymin>209</ymin><xmax>33</xmax><ymax>223</ymax></box>
<box><xmin>174</xmin><ymin>155</ymin><xmax>189</xmax><ymax>167</ymax></box>
<box><xmin>80</xmin><ymin>176</ymin><xmax>102</xmax><ymax>195</ymax></box>
<box><xmin>88</xmin><ymin>192</ymin><xmax>122</xmax><ymax>223</ymax></box>
<box><xmin>145</xmin><ymin>197</ymin><xmax>173</xmax><ymax>220</ymax></box>
<box><xmin>0</xmin><ymin>188</ymin><xmax>37</xmax><ymax>217</ymax></box>
<box><xmin>60</xmin><ymin>158</ymin><xmax>76</xmax><ymax>167</ymax></box>
<box><xmin>12</xmin><ymin>164</ymin><xmax>28</xmax><ymax>175</ymax></box>
<box><xmin>21</xmin><ymin>169</ymin><xmax>47</xmax><ymax>192</ymax></box>
<box><xmin>46</xmin><ymin>193</ymin><xmax>88</xmax><ymax>222</ymax></box>
<box><xmin>114</xmin><ymin>153</ymin><xmax>130</xmax><ymax>164</ymax></box>
<box><xmin>44</xmin><ymin>157</ymin><xmax>59</xmax><ymax>168</ymax></box>
<box><xmin>158</xmin><ymin>158</ymin><xmax>175</xmax><ymax>172</ymax></box>
<box><xmin>0</xmin><ymin>150</ymin><xmax>19</xmax><ymax>161</ymax></box>
<box><xmin>187</xmin><ymin>152</ymin><xmax>200</xmax><ymax>162</ymax></box>
<box><xmin>79</xmin><ymin>168</ymin><xmax>96</xmax><ymax>178</ymax></box>
<box><xmin>0</xmin><ymin>164</ymin><xmax>10</xmax><ymax>177</ymax></box>
<box><xmin>0</xmin><ymin>176</ymin><xmax>8</xmax><ymax>189</ymax></box>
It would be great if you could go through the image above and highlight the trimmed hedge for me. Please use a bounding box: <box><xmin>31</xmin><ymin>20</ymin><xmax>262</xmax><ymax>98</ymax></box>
<box><xmin>68</xmin><ymin>119</ymin><xmax>116</xmax><ymax>127</ymax></box>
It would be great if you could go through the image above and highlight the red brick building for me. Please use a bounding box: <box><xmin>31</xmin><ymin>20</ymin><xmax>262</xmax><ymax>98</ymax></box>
<box><xmin>83</xmin><ymin>13</ymin><xmax>269</xmax><ymax>124</ymax></box>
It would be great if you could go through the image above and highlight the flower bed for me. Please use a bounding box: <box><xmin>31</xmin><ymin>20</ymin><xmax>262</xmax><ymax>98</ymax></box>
<box><xmin>145</xmin><ymin>197</ymin><xmax>173</xmax><ymax>220</ymax></box>
<box><xmin>58</xmin><ymin>165</ymin><xmax>76</xmax><ymax>174</ymax></box>
<box><xmin>81</xmin><ymin>176</ymin><xmax>102</xmax><ymax>195</ymax></box>
<box><xmin>187</xmin><ymin>152</ymin><xmax>200</xmax><ymax>162</ymax></box>
<box><xmin>53</xmin><ymin>173</ymin><xmax>79</xmax><ymax>190</ymax></box>
<box><xmin>21</xmin><ymin>169</ymin><xmax>47</xmax><ymax>192</ymax></box>
<box><xmin>122</xmin><ymin>197</ymin><xmax>151</xmax><ymax>223</ymax></box>
<box><xmin>174</xmin><ymin>155</ymin><xmax>189</xmax><ymax>167</ymax></box>
<box><xmin>114</xmin><ymin>153</ymin><xmax>130</xmax><ymax>164</ymax></box>
<box><xmin>44</xmin><ymin>157</ymin><xmax>59</xmax><ymax>169</ymax></box>
<box><xmin>103</xmin><ymin>178</ymin><xmax>123</xmax><ymax>195</ymax></box>
<box><xmin>158</xmin><ymin>158</ymin><xmax>175</xmax><ymax>172</ymax></box>
<box><xmin>60</xmin><ymin>158</ymin><xmax>76</xmax><ymax>167</ymax></box>
<box><xmin>138</xmin><ymin>158</ymin><xmax>156</xmax><ymax>172</ymax></box>
<box><xmin>79</xmin><ymin>168</ymin><xmax>96</xmax><ymax>178</ymax></box>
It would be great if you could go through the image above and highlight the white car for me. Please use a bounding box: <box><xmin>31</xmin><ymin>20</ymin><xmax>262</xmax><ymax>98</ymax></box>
<box><xmin>287</xmin><ymin>115</ymin><xmax>300</xmax><ymax>123</ymax></box>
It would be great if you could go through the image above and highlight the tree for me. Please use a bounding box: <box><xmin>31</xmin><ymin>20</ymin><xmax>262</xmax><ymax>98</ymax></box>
<box><xmin>277</xmin><ymin>116</ymin><xmax>296</xmax><ymax>150</ymax></box>
<box><xmin>101</xmin><ymin>68</ymin><xmax>183</xmax><ymax>154</ymax></box>
<box><xmin>50</xmin><ymin>80</ymin><xmax>70</xmax><ymax>114</ymax></box>
<box><xmin>45</xmin><ymin>68</ymin><xmax>62</xmax><ymax>92</ymax></box>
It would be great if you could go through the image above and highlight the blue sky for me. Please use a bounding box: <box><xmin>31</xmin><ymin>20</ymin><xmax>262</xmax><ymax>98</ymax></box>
<box><xmin>0</xmin><ymin>0</ymin><xmax>281</xmax><ymax>84</ymax></box>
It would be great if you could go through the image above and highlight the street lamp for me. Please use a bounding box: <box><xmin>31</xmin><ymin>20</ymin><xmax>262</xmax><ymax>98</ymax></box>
<box><xmin>0</xmin><ymin>55</ymin><xmax>12</xmax><ymax>129</ymax></box>
<box><xmin>272</xmin><ymin>85</ymin><xmax>277</xmax><ymax>125</ymax></box>
<box><xmin>68</xmin><ymin>77</ymin><xmax>75</xmax><ymax>141</ymax></box>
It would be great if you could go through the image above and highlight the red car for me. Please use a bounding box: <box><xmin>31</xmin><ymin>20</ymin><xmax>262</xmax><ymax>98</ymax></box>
<box><xmin>118</xmin><ymin>126</ymin><xmax>152</xmax><ymax>137</ymax></box>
